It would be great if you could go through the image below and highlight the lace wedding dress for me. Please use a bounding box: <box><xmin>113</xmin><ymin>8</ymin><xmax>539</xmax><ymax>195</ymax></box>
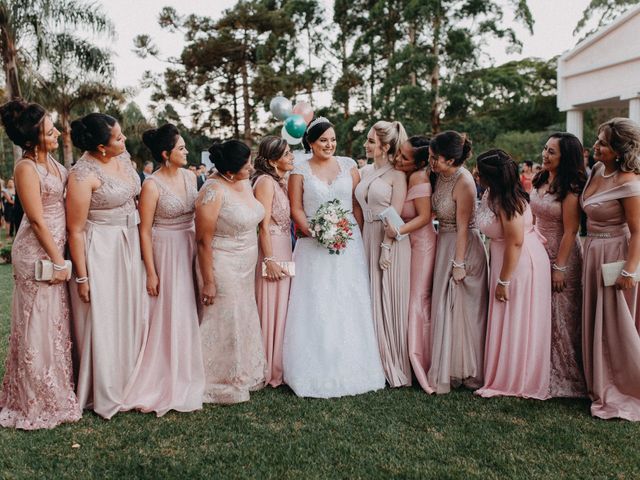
<box><xmin>283</xmin><ymin>157</ymin><xmax>385</xmax><ymax>398</ymax></box>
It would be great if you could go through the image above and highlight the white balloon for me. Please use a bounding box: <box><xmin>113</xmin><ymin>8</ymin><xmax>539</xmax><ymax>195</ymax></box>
<box><xmin>270</xmin><ymin>96</ymin><xmax>293</xmax><ymax>121</ymax></box>
<box><xmin>281</xmin><ymin>126</ymin><xmax>302</xmax><ymax>145</ymax></box>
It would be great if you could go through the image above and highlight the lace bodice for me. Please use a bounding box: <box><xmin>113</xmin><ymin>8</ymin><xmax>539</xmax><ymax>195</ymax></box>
<box><xmin>253</xmin><ymin>175</ymin><xmax>291</xmax><ymax>236</ymax></box>
<box><xmin>291</xmin><ymin>157</ymin><xmax>356</xmax><ymax>218</ymax></box>
<box><xmin>148</xmin><ymin>170</ymin><xmax>197</xmax><ymax>226</ymax></box>
<box><xmin>70</xmin><ymin>152</ymin><xmax>140</xmax><ymax>216</ymax></box>
<box><xmin>432</xmin><ymin>167</ymin><xmax>476</xmax><ymax>232</ymax></box>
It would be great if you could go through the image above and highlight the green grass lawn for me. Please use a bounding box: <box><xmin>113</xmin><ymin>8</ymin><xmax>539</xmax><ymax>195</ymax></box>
<box><xmin>0</xmin><ymin>263</ymin><xmax>638</xmax><ymax>479</ymax></box>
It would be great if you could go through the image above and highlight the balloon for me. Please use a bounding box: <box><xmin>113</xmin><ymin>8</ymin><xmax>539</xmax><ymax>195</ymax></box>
<box><xmin>281</xmin><ymin>126</ymin><xmax>302</xmax><ymax>145</ymax></box>
<box><xmin>269</xmin><ymin>96</ymin><xmax>292</xmax><ymax>121</ymax></box>
<box><xmin>292</xmin><ymin>101</ymin><xmax>314</xmax><ymax>124</ymax></box>
<box><xmin>284</xmin><ymin>114</ymin><xmax>307</xmax><ymax>139</ymax></box>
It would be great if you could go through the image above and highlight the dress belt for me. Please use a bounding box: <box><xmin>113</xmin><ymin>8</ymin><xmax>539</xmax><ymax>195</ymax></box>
<box><xmin>87</xmin><ymin>210</ymin><xmax>140</xmax><ymax>228</ymax></box>
<box><xmin>586</xmin><ymin>231</ymin><xmax>627</xmax><ymax>238</ymax></box>
<box><xmin>363</xmin><ymin>209</ymin><xmax>382</xmax><ymax>223</ymax></box>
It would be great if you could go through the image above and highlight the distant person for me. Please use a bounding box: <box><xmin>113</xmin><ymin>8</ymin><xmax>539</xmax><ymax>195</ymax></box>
<box><xmin>188</xmin><ymin>165</ymin><xmax>197</xmax><ymax>174</ymax></box>
<box><xmin>1</xmin><ymin>177</ymin><xmax>15</xmax><ymax>237</ymax></box>
<box><xmin>356</xmin><ymin>157</ymin><xmax>367</xmax><ymax>169</ymax></box>
<box><xmin>519</xmin><ymin>160</ymin><xmax>533</xmax><ymax>193</ymax></box>
<box><xmin>139</xmin><ymin>160</ymin><xmax>153</xmax><ymax>185</ymax></box>
<box><xmin>197</xmin><ymin>163</ymin><xmax>207</xmax><ymax>190</ymax></box>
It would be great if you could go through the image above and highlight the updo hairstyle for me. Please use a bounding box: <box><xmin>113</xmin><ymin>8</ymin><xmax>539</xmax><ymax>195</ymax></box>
<box><xmin>70</xmin><ymin>113</ymin><xmax>117</xmax><ymax>151</ymax></box>
<box><xmin>406</xmin><ymin>135</ymin><xmax>431</xmax><ymax>170</ymax></box>
<box><xmin>429</xmin><ymin>130</ymin><xmax>472</xmax><ymax>167</ymax></box>
<box><xmin>598</xmin><ymin>117</ymin><xmax>640</xmax><ymax>174</ymax></box>
<box><xmin>302</xmin><ymin>117</ymin><xmax>334</xmax><ymax>153</ymax></box>
<box><xmin>252</xmin><ymin>135</ymin><xmax>288</xmax><ymax>184</ymax></box>
<box><xmin>208</xmin><ymin>140</ymin><xmax>251</xmax><ymax>174</ymax></box>
<box><xmin>0</xmin><ymin>99</ymin><xmax>46</xmax><ymax>149</ymax></box>
<box><xmin>142</xmin><ymin>123</ymin><xmax>180</xmax><ymax>165</ymax></box>
<box><xmin>372</xmin><ymin>120</ymin><xmax>407</xmax><ymax>161</ymax></box>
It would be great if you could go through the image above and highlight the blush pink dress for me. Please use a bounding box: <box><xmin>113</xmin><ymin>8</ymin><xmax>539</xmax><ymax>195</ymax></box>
<box><xmin>0</xmin><ymin>157</ymin><xmax>81</xmax><ymax>430</ymax></box>
<box><xmin>254</xmin><ymin>175</ymin><xmax>292</xmax><ymax>387</ymax></box>
<box><xmin>530</xmin><ymin>189</ymin><xmax>586</xmax><ymax>398</ymax></box>
<box><xmin>581</xmin><ymin>164</ymin><xmax>640</xmax><ymax>421</ymax></box>
<box><xmin>70</xmin><ymin>153</ymin><xmax>149</xmax><ymax>419</ymax></box>
<box><xmin>123</xmin><ymin>170</ymin><xmax>205</xmax><ymax>416</ymax></box>
<box><xmin>197</xmin><ymin>179</ymin><xmax>267</xmax><ymax>404</ymax></box>
<box><xmin>400</xmin><ymin>181</ymin><xmax>437</xmax><ymax>393</ymax></box>
<box><xmin>475</xmin><ymin>199</ymin><xmax>551</xmax><ymax>399</ymax></box>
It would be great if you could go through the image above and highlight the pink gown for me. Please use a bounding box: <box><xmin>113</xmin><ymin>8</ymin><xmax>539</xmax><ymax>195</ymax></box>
<box><xmin>400</xmin><ymin>181</ymin><xmax>437</xmax><ymax>393</ymax></box>
<box><xmin>254</xmin><ymin>175</ymin><xmax>292</xmax><ymax>387</ymax></box>
<box><xmin>530</xmin><ymin>189</ymin><xmax>586</xmax><ymax>398</ymax></box>
<box><xmin>0</xmin><ymin>157</ymin><xmax>81</xmax><ymax>429</ymax></box>
<box><xmin>123</xmin><ymin>170</ymin><xmax>205</xmax><ymax>416</ymax></box>
<box><xmin>581</xmin><ymin>164</ymin><xmax>640</xmax><ymax>421</ymax></box>
<box><xmin>70</xmin><ymin>153</ymin><xmax>149</xmax><ymax>419</ymax></box>
<box><xmin>476</xmin><ymin>200</ymin><xmax>551</xmax><ymax>399</ymax></box>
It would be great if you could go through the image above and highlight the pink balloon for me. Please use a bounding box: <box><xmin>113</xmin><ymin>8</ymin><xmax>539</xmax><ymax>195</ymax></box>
<box><xmin>292</xmin><ymin>101</ymin><xmax>314</xmax><ymax>124</ymax></box>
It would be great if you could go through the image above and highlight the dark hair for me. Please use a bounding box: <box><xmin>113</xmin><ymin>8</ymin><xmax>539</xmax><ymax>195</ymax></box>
<box><xmin>70</xmin><ymin>113</ymin><xmax>117</xmax><ymax>151</ymax></box>
<box><xmin>532</xmin><ymin>132</ymin><xmax>586</xmax><ymax>200</ymax></box>
<box><xmin>142</xmin><ymin>123</ymin><xmax>180</xmax><ymax>164</ymax></box>
<box><xmin>252</xmin><ymin>135</ymin><xmax>288</xmax><ymax>185</ymax></box>
<box><xmin>0</xmin><ymin>99</ymin><xmax>46</xmax><ymax>149</ymax></box>
<box><xmin>407</xmin><ymin>135</ymin><xmax>430</xmax><ymax>170</ymax></box>
<box><xmin>302</xmin><ymin>117</ymin><xmax>334</xmax><ymax>153</ymax></box>
<box><xmin>208</xmin><ymin>139</ymin><xmax>251</xmax><ymax>174</ymax></box>
<box><xmin>477</xmin><ymin>149</ymin><xmax>528</xmax><ymax>220</ymax></box>
<box><xmin>429</xmin><ymin>130</ymin><xmax>472</xmax><ymax>167</ymax></box>
<box><xmin>524</xmin><ymin>160</ymin><xmax>533</xmax><ymax>168</ymax></box>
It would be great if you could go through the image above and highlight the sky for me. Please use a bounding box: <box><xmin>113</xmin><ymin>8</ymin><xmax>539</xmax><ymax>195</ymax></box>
<box><xmin>97</xmin><ymin>0</ymin><xmax>594</xmax><ymax>115</ymax></box>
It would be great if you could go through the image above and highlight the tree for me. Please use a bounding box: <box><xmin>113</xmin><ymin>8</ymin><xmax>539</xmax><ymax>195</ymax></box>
<box><xmin>574</xmin><ymin>0</ymin><xmax>640</xmax><ymax>37</ymax></box>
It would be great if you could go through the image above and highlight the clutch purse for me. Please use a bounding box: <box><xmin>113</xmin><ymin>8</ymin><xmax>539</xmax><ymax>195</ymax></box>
<box><xmin>378</xmin><ymin>206</ymin><xmax>408</xmax><ymax>240</ymax></box>
<box><xmin>601</xmin><ymin>261</ymin><xmax>638</xmax><ymax>287</ymax></box>
<box><xmin>261</xmin><ymin>261</ymin><xmax>295</xmax><ymax>277</ymax></box>
<box><xmin>35</xmin><ymin>259</ymin><xmax>72</xmax><ymax>281</ymax></box>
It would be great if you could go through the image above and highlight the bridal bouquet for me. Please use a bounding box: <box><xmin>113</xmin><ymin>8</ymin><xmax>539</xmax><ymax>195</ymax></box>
<box><xmin>308</xmin><ymin>199</ymin><xmax>355</xmax><ymax>254</ymax></box>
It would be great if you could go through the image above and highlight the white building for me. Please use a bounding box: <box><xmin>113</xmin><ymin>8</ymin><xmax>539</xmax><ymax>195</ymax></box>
<box><xmin>557</xmin><ymin>5</ymin><xmax>640</xmax><ymax>142</ymax></box>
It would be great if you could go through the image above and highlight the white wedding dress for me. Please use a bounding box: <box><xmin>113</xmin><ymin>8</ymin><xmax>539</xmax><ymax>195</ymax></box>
<box><xmin>283</xmin><ymin>156</ymin><xmax>385</xmax><ymax>398</ymax></box>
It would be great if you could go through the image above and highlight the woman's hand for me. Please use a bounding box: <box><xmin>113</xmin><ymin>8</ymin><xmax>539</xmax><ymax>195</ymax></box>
<box><xmin>49</xmin><ymin>268</ymin><xmax>68</xmax><ymax>285</ymax></box>
<box><xmin>615</xmin><ymin>274</ymin><xmax>636</xmax><ymax>290</ymax></box>
<box><xmin>552</xmin><ymin>270</ymin><xmax>566</xmax><ymax>293</ymax></box>
<box><xmin>77</xmin><ymin>282</ymin><xmax>90</xmax><ymax>303</ymax></box>
<box><xmin>383</xmin><ymin>222</ymin><xmax>400</xmax><ymax>239</ymax></box>
<box><xmin>379</xmin><ymin>244</ymin><xmax>392</xmax><ymax>270</ymax></box>
<box><xmin>495</xmin><ymin>283</ymin><xmax>509</xmax><ymax>302</ymax></box>
<box><xmin>146</xmin><ymin>273</ymin><xmax>159</xmax><ymax>296</ymax></box>
<box><xmin>451</xmin><ymin>265</ymin><xmax>466</xmax><ymax>283</ymax></box>
<box><xmin>265</xmin><ymin>260</ymin><xmax>288</xmax><ymax>281</ymax></box>
<box><xmin>201</xmin><ymin>281</ymin><xmax>217</xmax><ymax>306</ymax></box>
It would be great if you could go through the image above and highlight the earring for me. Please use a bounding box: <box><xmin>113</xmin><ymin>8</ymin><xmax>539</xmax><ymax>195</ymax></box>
<box><xmin>230</xmin><ymin>174</ymin><xmax>235</xmax><ymax>181</ymax></box>
<box><xmin>102</xmin><ymin>150</ymin><xmax>106</xmax><ymax>157</ymax></box>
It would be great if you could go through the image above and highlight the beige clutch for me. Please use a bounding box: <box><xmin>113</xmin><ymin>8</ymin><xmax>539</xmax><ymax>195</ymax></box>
<box><xmin>35</xmin><ymin>259</ymin><xmax>72</xmax><ymax>281</ymax></box>
<box><xmin>261</xmin><ymin>261</ymin><xmax>295</xmax><ymax>277</ymax></box>
<box><xmin>601</xmin><ymin>261</ymin><xmax>638</xmax><ymax>287</ymax></box>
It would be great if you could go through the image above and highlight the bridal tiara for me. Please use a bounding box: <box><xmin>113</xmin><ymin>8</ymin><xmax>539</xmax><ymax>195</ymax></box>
<box><xmin>307</xmin><ymin>116</ymin><xmax>332</xmax><ymax>131</ymax></box>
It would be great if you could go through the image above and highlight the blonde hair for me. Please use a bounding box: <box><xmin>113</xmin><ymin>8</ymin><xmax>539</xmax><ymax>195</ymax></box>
<box><xmin>372</xmin><ymin>120</ymin><xmax>408</xmax><ymax>161</ymax></box>
<box><xmin>599</xmin><ymin>117</ymin><xmax>640</xmax><ymax>174</ymax></box>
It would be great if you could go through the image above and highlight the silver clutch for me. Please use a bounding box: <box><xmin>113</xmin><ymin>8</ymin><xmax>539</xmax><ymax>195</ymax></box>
<box><xmin>378</xmin><ymin>206</ymin><xmax>408</xmax><ymax>240</ymax></box>
<box><xmin>601</xmin><ymin>261</ymin><xmax>638</xmax><ymax>287</ymax></box>
<box><xmin>34</xmin><ymin>259</ymin><xmax>72</xmax><ymax>282</ymax></box>
<box><xmin>261</xmin><ymin>261</ymin><xmax>295</xmax><ymax>277</ymax></box>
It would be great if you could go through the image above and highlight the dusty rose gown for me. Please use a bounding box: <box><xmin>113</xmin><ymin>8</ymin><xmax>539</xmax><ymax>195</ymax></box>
<box><xmin>124</xmin><ymin>170</ymin><xmax>205</xmax><ymax>416</ymax></box>
<box><xmin>581</xmin><ymin>163</ymin><xmax>640</xmax><ymax>421</ymax></box>
<box><xmin>254</xmin><ymin>175</ymin><xmax>292</xmax><ymax>387</ymax></box>
<box><xmin>428</xmin><ymin>168</ymin><xmax>488</xmax><ymax>393</ymax></box>
<box><xmin>0</xmin><ymin>157</ymin><xmax>81</xmax><ymax>429</ymax></box>
<box><xmin>400</xmin><ymin>181</ymin><xmax>437</xmax><ymax>393</ymax></box>
<box><xmin>475</xmin><ymin>200</ymin><xmax>552</xmax><ymax>399</ymax></box>
<box><xmin>70</xmin><ymin>153</ymin><xmax>148</xmax><ymax>419</ymax></box>
<box><xmin>530</xmin><ymin>189</ymin><xmax>586</xmax><ymax>398</ymax></box>
<box><xmin>197</xmin><ymin>179</ymin><xmax>267</xmax><ymax>404</ymax></box>
<box><xmin>355</xmin><ymin>163</ymin><xmax>412</xmax><ymax>387</ymax></box>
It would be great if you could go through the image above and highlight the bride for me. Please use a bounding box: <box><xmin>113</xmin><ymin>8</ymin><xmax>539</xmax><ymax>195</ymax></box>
<box><xmin>283</xmin><ymin>117</ymin><xmax>385</xmax><ymax>397</ymax></box>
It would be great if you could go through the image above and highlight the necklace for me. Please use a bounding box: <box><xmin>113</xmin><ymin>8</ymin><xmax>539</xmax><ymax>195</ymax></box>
<box><xmin>601</xmin><ymin>165</ymin><xmax>618</xmax><ymax>178</ymax></box>
<box><xmin>219</xmin><ymin>172</ymin><xmax>235</xmax><ymax>183</ymax></box>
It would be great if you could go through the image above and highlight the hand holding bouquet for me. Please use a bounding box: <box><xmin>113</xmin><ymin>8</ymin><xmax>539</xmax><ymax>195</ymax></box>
<box><xmin>308</xmin><ymin>199</ymin><xmax>355</xmax><ymax>254</ymax></box>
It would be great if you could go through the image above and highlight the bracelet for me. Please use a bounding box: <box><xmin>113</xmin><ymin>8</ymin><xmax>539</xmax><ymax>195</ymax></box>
<box><xmin>552</xmin><ymin>263</ymin><xmax>568</xmax><ymax>272</ymax></box>
<box><xmin>452</xmin><ymin>260</ymin><xmax>466</xmax><ymax>268</ymax></box>
<box><xmin>74</xmin><ymin>276</ymin><xmax>88</xmax><ymax>284</ymax></box>
<box><xmin>497</xmin><ymin>278</ymin><xmax>511</xmax><ymax>286</ymax></box>
<box><xmin>380</xmin><ymin>243</ymin><xmax>391</xmax><ymax>250</ymax></box>
<box><xmin>621</xmin><ymin>269</ymin><xmax>637</xmax><ymax>278</ymax></box>
<box><xmin>262</xmin><ymin>256</ymin><xmax>276</xmax><ymax>264</ymax></box>
<box><xmin>53</xmin><ymin>262</ymin><xmax>68</xmax><ymax>271</ymax></box>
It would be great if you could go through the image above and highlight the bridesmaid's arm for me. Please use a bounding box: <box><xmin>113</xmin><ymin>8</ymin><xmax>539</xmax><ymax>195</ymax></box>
<box><xmin>289</xmin><ymin>173</ymin><xmax>311</xmax><ymax>237</ymax></box>
<box><xmin>386</xmin><ymin>170</ymin><xmax>430</xmax><ymax>236</ymax></box>
<box><xmin>617</xmin><ymin>193</ymin><xmax>640</xmax><ymax>290</ymax></box>
<box><xmin>14</xmin><ymin>162</ymin><xmax>67</xmax><ymax>283</ymax></box>
<box><xmin>351</xmin><ymin>167</ymin><xmax>364</xmax><ymax>230</ymax></box>
<box><xmin>452</xmin><ymin>175</ymin><xmax>476</xmax><ymax>281</ymax></box>
<box><xmin>195</xmin><ymin>185</ymin><xmax>222</xmax><ymax>303</ymax></box>
<box><xmin>138</xmin><ymin>180</ymin><xmax>160</xmax><ymax>296</ymax></box>
<box><xmin>254</xmin><ymin>178</ymin><xmax>286</xmax><ymax>281</ymax></box>
<box><xmin>496</xmin><ymin>210</ymin><xmax>525</xmax><ymax>302</ymax></box>
<box><xmin>553</xmin><ymin>193</ymin><xmax>581</xmax><ymax>293</ymax></box>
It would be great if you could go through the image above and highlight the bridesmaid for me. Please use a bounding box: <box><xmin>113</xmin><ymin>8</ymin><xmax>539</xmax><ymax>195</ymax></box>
<box><xmin>386</xmin><ymin>136</ymin><xmax>437</xmax><ymax>393</ymax></box>
<box><xmin>0</xmin><ymin>100</ymin><xmax>81</xmax><ymax>429</ymax></box>
<box><xmin>355</xmin><ymin>120</ymin><xmax>412</xmax><ymax>387</ymax></box>
<box><xmin>582</xmin><ymin>118</ymin><xmax>640</xmax><ymax>421</ymax></box>
<box><xmin>475</xmin><ymin>150</ymin><xmax>552</xmax><ymax>399</ymax></box>
<box><xmin>67</xmin><ymin>113</ymin><xmax>148</xmax><ymax>419</ymax></box>
<box><xmin>196</xmin><ymin>140</ymin><xmax>267</xmax><ymax>404</ymax></box>
<box><xmin>428</xmin><ymin>131</ymin><xmax>488</xmax><ymax>393</ymax></box>
<box><xmin>124</xmin><ymin>124</ymin><xmax>205</xmax><ymax>415</ymax></box>
<box><xmin>252</xmin><ymin>136</ymin><xmax>294</xmax><ymax>388</ymax></box>
<box><xmin>530</xmin><ymin>133</ymin><xmax>587</xmax><ymax>398</ymax></box>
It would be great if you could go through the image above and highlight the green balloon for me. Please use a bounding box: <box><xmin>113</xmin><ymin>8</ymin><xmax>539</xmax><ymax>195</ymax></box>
<box><xmin>284</xmin><ymin>114</ymin><xmax>307</xmax><ymax>138</ymax></box>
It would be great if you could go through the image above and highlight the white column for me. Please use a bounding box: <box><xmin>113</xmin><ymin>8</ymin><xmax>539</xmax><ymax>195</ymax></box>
<box><xmin>566</xmin><ymin>109</ymin><xmax>584</xmax><ymax>143</ymax></box>
<box><xmin>629</xmin><ymin>98</ymin><xmax>640</xmax><ymax>124</ymax></box>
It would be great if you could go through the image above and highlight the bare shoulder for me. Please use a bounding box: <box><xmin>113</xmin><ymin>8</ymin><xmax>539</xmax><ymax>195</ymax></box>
<box><xmin>409</xmin><ymin>169</ymin><xmax>428</xmax><ymax>188</ymax></box>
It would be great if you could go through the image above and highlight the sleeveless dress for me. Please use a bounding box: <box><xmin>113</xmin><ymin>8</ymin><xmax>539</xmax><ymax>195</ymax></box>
<box><xmin>530</xmin><ymin>189</ymin><xmax>586</xmax><ymax>398</ymax></box>
<box><xmin>581</xmin><ymin>163</ymin><xmax>640</xmax><ymax>421</ymax></box>
<box><xmin>253</xmin><ymin>175</ymin><xmax>292</xmax><ymax>388</ymax></box>
<box><xmin>197</xmin><ymin>179</ymin><xmax>267</xmax><ymax>404</ymax></box>
<box><xmin>401</xmin><ymin>181</ymin><xmax>437</xmax><ymax>394</ymax></box>
<box><xmin>283</xmin><ymin>157</ymin><xmax>385</xmax><ymax>398</ymax></box>
<box><xmin>123</xmin><ymin>170</ymin><xmax>205</xmax><ymax>416</ymax></box>
<box><xmin>428</xmin><ymin>167</ymin><xmax>488</xmax><ymax>393</ymax></box>
<box><xmin>355</xmin><ymin>163</ymin><xmax>412</xmax><ymax>387</ymax></box>
<box><xmin>0</xmin><ymin>157</ymin><xmax>81</xmax><ymax>429</ymax></box>
<box><xmin>70</xmin><ymin>152</ymin><xmax>149</xmax><ymax>419</ymax></box>
<box><xmin>475</xmin><ymin>200</ymin><xmax>551</xmax><ymax>399</ymax></box>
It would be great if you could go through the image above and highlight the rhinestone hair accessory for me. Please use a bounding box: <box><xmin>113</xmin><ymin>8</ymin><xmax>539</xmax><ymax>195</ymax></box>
<box><xmin>307</xmin><ymin>116</ymin><xmax>331</xmax><ymax>131</ymax></box>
